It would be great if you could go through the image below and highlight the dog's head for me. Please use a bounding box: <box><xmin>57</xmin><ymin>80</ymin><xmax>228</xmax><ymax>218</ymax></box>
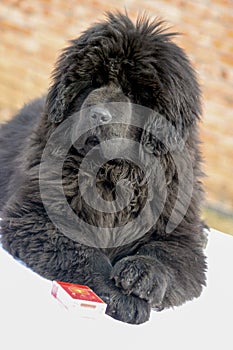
<box><xmin>45</xmin><ymin>12</ymin><xmax>201</xmax><ymax>158</ymax></box>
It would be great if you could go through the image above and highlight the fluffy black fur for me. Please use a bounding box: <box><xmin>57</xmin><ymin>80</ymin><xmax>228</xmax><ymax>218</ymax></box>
<box><xmin>0</xmin><ymin>13</ymin><xmax>207</xmax><ymax>324</ymax></box>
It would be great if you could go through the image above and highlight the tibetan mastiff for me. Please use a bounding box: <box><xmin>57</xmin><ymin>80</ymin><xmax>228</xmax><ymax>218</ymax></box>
<box><xmin>0</xmin><ymin>12</ymin><xmax>207</xmax><ymax>324</ymax></box>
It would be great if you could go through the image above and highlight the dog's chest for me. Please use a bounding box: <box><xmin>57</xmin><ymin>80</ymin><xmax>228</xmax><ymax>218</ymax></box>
<box><xmin>78</xmin><ymin>166</ymin><xmax>148</xmax><ymax>228</ymax></box>
<box><xmin>63</xmin><ymin>160</ymin><xmax>149</xmax><ymax>245</ymax></box>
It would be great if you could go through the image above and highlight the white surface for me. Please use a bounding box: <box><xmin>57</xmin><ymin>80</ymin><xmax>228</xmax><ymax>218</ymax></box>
<box><xmin>0</xmin><ymin>229</ymin><xmax>232</xmax><ymax>350</ymax></box>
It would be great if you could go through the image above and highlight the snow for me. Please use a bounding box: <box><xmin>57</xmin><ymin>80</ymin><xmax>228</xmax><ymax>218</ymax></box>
<box><xmin>0</xmin><ymin>229</ymin><xmax>232</xmax><ymax>350</ymax></box>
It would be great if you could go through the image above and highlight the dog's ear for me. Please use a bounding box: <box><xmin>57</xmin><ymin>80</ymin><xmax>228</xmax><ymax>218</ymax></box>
<box><xmin>142</xmin><ymin>59</ymin><xmax>201</xmax><ymax>157</ymax></box>
<box><xmin>45</xmin><ymin>78</ymin><xmax>88</xmax><ymax>124</ymax></box>
<box><xmin>46</xmin><ymin>74</ymin><xmax>93</xmax><ymax>123</ymax></box>
<box><xmin>45</xmin><ymin>41</ymin><xmax>90</xmax><ymax>124</ymax></box>
<box><xmin>141</xmin><ymin>87</ymin><xmax>201</xmax><ymax>157</ymax></box>
<box><xmin>144</xmin><ymin>43</ymin><xmax>201</xmax><ymax>156</ymax></box>
<box><xmin>46</xmin><ymin>79</ymin><xmax>72</xmax><ymax>123</ymax></box>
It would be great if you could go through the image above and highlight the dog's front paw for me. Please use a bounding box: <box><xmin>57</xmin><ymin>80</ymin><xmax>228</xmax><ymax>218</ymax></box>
<box><xmin>105</xmin><ymin>292</ymin><xmax>150</xmax><ymax>325</ymax></box>
<box><xmin>111</xmin><ymin>256</ymin><xmax>169</xmax><ymax>308</ymax></box>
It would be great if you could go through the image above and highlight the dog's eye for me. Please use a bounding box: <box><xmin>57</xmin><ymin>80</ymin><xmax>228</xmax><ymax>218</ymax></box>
<box><xmin>92</xmin><ymin>68</ymin><xmax>109</xmax><ymax>87</ymax></box>
<box><xmin>91</xmin><ymin>76</ymin><xmax>103</xmax><ymax>88</ymax></box>
<box><xmin>142</xmin><ymin>87</ymin><xmax>156</xmax><ymax>102</ymax></box>
<box><xmin>142</xmin><ymin>90</ymin><xmax>153</xmax><ymax>100</ymax></box>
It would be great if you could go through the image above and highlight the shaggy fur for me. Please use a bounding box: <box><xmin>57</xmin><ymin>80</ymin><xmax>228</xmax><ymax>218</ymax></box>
<box><xmin>0</xmin><ymin>13</ymin><xmax>207</xmax><ymax>324</ymax></box>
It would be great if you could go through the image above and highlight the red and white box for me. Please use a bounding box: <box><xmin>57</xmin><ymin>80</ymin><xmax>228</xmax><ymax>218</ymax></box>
<box><xmin>51</xmin><ymin>281</ymin><xmax>107</xmax><ymax>318</ymax></box>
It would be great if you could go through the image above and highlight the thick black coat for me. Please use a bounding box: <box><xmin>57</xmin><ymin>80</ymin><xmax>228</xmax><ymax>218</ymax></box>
<box><xmin>0</xmin><ymin>13</ymin><xmax>206</xmax><ymax>324</ymax></box>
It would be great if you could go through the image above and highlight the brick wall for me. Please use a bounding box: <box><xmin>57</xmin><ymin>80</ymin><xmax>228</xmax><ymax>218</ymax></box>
<box><xmin>0</xmin><ymin>0</ymin><xmax>232</xmax><ymax>232</ymax></box>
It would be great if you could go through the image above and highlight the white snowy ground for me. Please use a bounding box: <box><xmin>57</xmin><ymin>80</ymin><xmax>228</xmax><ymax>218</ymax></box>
<box><xmin>0</xmin><ymin>228</ymin><xmax>232</xmax><ymax>350</ymax></box>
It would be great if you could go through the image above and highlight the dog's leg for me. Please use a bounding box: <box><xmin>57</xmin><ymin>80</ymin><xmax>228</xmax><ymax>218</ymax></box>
<box><xmin>0</xmin><ymin>194</ymin><xmax>151</xmax><ymax>324</ymax></box>
<box><xmin>0</xmin><ymin>202</ymin><xmax>110</xmax><ymax>283</ymax></box>
<box><xmin>111</xmin><ymin>234</ymin><xmax>207</xmax><ymax>310</ymax></box>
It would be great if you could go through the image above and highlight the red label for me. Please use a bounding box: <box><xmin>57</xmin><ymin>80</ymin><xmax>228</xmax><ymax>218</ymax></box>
<box><xmin>55</xmin><ymin>281</ymin><xmax>105</xmax><ymax>303</ymax></box>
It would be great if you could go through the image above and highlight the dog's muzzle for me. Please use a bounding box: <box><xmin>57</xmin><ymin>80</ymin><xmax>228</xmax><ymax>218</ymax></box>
<box><xmin>72</xmin><ymin>100</ymin><xmax>132</xmax><ymax>158</ymax></box>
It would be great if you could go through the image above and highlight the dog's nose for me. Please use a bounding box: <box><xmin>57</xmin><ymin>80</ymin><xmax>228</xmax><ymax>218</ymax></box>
<box><xmin>90</xmin><ymin>107</ymin><xmax>112</xmax><ymax>124</ymax></box>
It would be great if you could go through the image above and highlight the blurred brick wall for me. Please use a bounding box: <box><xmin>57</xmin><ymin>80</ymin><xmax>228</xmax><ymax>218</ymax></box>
<box><xmin>0</xmin><ymin>0</ymin><xmax>232</xmax><ymax>231</ymax></box>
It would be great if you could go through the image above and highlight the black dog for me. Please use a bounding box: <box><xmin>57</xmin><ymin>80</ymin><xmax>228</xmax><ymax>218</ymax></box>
<box><xmin>0</xmin><ymin>13</ymin><xmax>207</xmax><ymax>324</ymax></box>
